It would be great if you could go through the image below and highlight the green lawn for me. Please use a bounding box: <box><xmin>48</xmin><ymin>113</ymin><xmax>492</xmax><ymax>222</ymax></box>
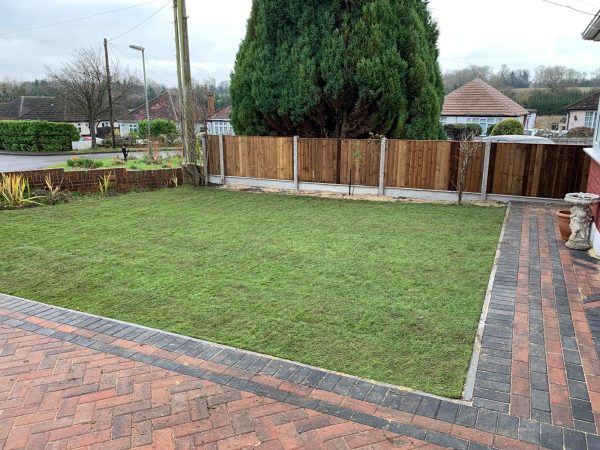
<box><xmin>0</xmin><ymin>188</ymin><xmax>505</xmax><ymax>398</ymax></box>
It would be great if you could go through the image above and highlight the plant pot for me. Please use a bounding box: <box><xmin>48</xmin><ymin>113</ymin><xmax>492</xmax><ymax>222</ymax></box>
<box><xmin>556</xmin><ymin>210</ymin><xmax>571</xmax><ymax>241</ymax></box>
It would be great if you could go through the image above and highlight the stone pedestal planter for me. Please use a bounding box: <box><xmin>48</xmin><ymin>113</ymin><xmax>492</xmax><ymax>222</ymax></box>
<box><xmin>564</xmin><ymin>193</ymin><xmax>600</xmax><ymax>251</ymax></box>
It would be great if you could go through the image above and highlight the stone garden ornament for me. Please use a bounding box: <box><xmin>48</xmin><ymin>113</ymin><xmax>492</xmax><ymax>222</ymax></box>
<box><xmin>564</xmin><ymin>193</ymin><xmax>600</xmax><ymax>251</ymax></box>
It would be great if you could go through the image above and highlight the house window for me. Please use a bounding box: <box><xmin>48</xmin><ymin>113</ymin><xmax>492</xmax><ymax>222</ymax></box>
<box><xmin>585</xmin><ymin>111</ymin><xmax>598</xmax><ymax>129</ymax></box>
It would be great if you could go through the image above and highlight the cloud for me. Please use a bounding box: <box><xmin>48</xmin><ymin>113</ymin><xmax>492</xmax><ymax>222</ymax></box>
<box><xmin>0</xmin><ymin>0</ymin><xmax>598</xmax><ymax>86</ymax></box>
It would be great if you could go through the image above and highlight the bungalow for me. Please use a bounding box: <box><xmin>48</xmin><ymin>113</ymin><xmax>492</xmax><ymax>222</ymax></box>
<box><xmin>206</xmin><ymin>105</ymin><xmax>234</xmax><ymax>136</ymax></box>
<box><xmin>119</xmin><ymin>91</ymin><xmax>178</xmax><ymax>137</ymax></box>
<box><xmin>441</xmin><ymin>78</ymin><xmax>531</xmax><ymax>135</ymax></box>
<box><xmin>565</xmin><ymin>91</ymin><xmax>600</xmax><ymax>131</ymax></box>
<box><xmin>18</xmin><ymin>97</ymin><xmax>118</xmax><ymax>138</ymax></box>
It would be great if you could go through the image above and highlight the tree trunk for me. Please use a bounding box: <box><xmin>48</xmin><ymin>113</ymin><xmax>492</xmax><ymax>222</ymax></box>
<box><xmin>89</xmin><ymin>120</ymin><xmax>97</xmax><ymax>148</ymax></box>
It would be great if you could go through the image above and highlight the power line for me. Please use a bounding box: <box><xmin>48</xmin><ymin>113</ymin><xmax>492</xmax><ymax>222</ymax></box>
<box><xmin>110</xmin><ymin>43</ymin><xmax>176</xmax><ymax>81</ymax></box>
<box><xmin>109</xmin><ymin>43</ymin><xmax>175</xmax><ymax>86</ymax></box>
<box><xmin>540</xmin><ymin>0</ymin><xmax>595</xmax><ymax>15</ymax></box>
<box><xmin>108</xmin><ymin>0</ymin><xmax>172</xmax><ymax>42</ymax></box>
<box><xmin>0</xmin><ymin>0</ymin><xmax>164</xmax><ymax>37</ymax></box>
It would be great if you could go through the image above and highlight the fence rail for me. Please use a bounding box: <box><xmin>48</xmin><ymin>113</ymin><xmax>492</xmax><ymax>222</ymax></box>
<box><xmin>204</xmin><ymin>136</ymin><xmax>591</xmax><ymax>200</ymax></box>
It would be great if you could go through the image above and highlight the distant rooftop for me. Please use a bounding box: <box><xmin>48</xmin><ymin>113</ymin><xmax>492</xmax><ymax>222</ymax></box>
<box><xmin>208</xmin><ymin>105</ymin><xmax>231</xmax><ymax>121</ymax></box>
<box><xmin>565</xmin><ymin>91</ymin><xmax>600</xmax><ymax>111</ymax></box>
<box><xmin>0</xmin><ymin>96</ymin><xmax>54</xmax><ymax>120</ymax></box>
<box><xmin>442</xmin><ymin>78</ymin><xmax>529</xmax><ymax>117</ymax></box>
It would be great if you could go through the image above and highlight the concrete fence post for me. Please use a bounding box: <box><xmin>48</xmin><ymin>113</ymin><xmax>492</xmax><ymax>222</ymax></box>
<box><xmin>219</xmin><ymin>134</ymin><xmax>225</xmax><ymax>185</ymax></box>
<box><xmin>293</xmin><ymin>136</ymin><xmax>299</xmax><ymax>190</ymax></box>
<box><xmin>481</xmin><ymin>141</ymin><xmax>492</xmax><ymax>201</ymax></box>
<box><xmin>201</xmin><ymin>136</ymin><xmax>208</xmax><ymax>186</ymax></box>
<box><xmin>378</xmin><ymin>137</ymin><xmax>387</xmax><ymax>196</ymax></box>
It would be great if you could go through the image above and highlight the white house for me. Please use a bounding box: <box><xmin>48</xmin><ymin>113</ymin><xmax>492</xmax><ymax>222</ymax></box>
<box><xmin>582</xmin><ymin>12</ymin><xmax>600</xmax><ymax>254</ymax></box>
<box><xmin>565</xmin><ymin>92</ymin><xmax>600</xmax><ymax>131</ymax></box>
<box><xmin>207</xmin><ymin>105</ymin><xmax>235</xmax><ymax>136</ymax></box>
<box><xmin>441</xmin><ymin>78</ymin><xmax>531</xmax><ymax>135</ymax></box>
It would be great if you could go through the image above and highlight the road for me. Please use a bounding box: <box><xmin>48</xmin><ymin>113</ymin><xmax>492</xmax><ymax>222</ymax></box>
<box><xmin>0</xmin><ymin>151</ymin><xmax>176</xmax><ymax>171</ymax></box>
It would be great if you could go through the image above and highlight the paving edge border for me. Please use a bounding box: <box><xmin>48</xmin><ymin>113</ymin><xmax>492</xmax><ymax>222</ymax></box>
<box><xmin>0</xmin><ymin>292</ymin><xmax>459</xmax><ymax>405</ymax></box>
<box><xmin>462</xmin><ymin>203</ymin><xmax>512</xmax><ymax>401</ymax></box>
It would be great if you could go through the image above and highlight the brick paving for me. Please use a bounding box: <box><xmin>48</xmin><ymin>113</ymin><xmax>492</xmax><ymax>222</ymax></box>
<box><xmin>1</xmin><ymin>203</ymin><xmax>600</xmax><ymax>449</ymax></box>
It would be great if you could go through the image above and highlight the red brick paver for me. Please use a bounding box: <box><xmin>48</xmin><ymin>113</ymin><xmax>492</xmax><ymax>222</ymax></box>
<box><xmin>0</xmin><ymin>325</ymin><xmax>437</xmax><ymax>450</ymax></box>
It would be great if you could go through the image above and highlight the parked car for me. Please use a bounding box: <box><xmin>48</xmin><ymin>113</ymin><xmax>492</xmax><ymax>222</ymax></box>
<box><xmin>482</xmin><ymin>135</ymin><xmax>555</xmax><ymax>144</ymax></box>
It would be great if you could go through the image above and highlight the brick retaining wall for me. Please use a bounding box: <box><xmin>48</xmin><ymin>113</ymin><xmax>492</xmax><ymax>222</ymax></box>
<box><xmin>0</xmin><ymin>167</ymin><xmax>183</xmax><ymax>195</ymax></box>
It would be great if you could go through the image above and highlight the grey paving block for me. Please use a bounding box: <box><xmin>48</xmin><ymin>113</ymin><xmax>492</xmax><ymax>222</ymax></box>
<box><xmin>566</xmin><ymin>364</ymin><xmax>586</xmax><ymax>382</ymax></box>
<box><xmin>588</xmin><ymin>434</ymin><xmax>600</xmax><ymax>450</ymax></box>
<box><xmin>496</xmin><ymin>413</ymin><xmax>519</xmax><ymax>439</ymax></box>
<box><xmin>273</xmin><ymin>362</ymin><xmax>298</xmax><ymax>380</ymax></box>
<box><xmin>530</xmin><ymin>372</ymin><xmax>549</xmax><ymax>392</ymax></box>
<box><xmin>287</xmin><ymin>366</ymin><xmax>312</xmax><ymax>384</ymax></box>
<box><xmin>364</xmin><ymin>385</ymin><xmax>388</xmax><ymax>406</ymax></box>
<box><xmin>303</xmin><ymin>369</ymin><xmax>328</xmax><ymax>388</ymax></box>
<box><xmin>455</xmin><ymin>405</ymin><xmax>478</xmax><ymax>428</ymax></box>
<box><xmin>472</xmin><ymin>397</ymin><xmax>509</xmax><ymax>413</ymax></box>
<box><xmin>387</xmin><ymin>422</ymin><xmax>427</xmax><ymax>441</ymax></box>
<box><xmin>435</xmin><ymin>401</ymin><xmax>458</xmax><ymax>423</ymax></box>
<box><xmin>572</xmin><ymin>398</ymin><xmax>595</xmax><ymax>423</ymax></box>
<box><xmin>399</xmin><ymin>393</ymin><xmax>421</xmax><ymax>414</ymax></box>
<box><xmin>531</xmin><ymin>388</ymin><xmax>551</xmax><ymax>412</ymax></box>
<box><xmin>574</xmin><ymin>419</ymin><xmax>597</xmax><ymax>433</ymax></box>
<box><xmin>317</xmin><ymin>373</ymin><xmax>341</xmax><ymax>391</ymax></box>
<box><xmin>531</xmin><ymin>408</ymin><xmax>552</xmax><ymax>424</ymax></box>
<box><xmin>473</xmin><ymin>387</ymin><xmax>510</xmax><ymax>403</ymax></box>
<box><xmin>569</xmin><ymin>380</ymin><xmax>590</xmax><ymax>401</ymax></box>
<box><xmin>380</xmin><ymin>390</ymin><xmax>405</xmax><ymax>410</ymax></box>
<box><xmin>331</xmin><ymin>376</ymin><xmax>355</xmax><ymax>396</ymax></box>
<box><xmin>475</xmin><ymin>410</ymin><xmax>498</xmax><ymax>433</ymax></box>
<box><xmin>564</xmin><ymin>428</ymin><xmax>588</xmax><ymax>450</ymax></box>
<box><xmin>540</xmin><ymin>423</ymin><xmax>564</xmax><ymax>450</ymax></box>
<box><xmin>415</xmin><ymin>396</ymin><xmax>440</xmax><ymax>419</ymax></box>
<box><xmin>425</xmin><ymin>431</ymin><xmax>468</xmax><ymax>450</ymax></box>
<box><xmin>349</xmin><ymin>411</ymin><xmax>389</xmax><ymax>430</ymax></box>
<box><xmin>348</xmin><ymin>380</ymin><xmax>372</xmax><ymax>401</ymax></box>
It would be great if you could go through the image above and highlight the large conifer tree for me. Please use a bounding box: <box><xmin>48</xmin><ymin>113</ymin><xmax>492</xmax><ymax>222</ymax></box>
<box><xmin>230</xmin><ymin>0</ymin><xmax>445</xmax><ymax>139</ymax></box>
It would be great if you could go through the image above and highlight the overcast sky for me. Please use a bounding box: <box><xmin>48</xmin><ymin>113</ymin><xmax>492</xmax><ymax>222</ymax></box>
<box><xmin>1</xmin><ymin>0</ymin><xmax>600</xmax><ymax>87</ymax></box>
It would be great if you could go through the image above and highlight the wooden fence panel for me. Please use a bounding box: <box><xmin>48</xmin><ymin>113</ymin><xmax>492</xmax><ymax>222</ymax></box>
<box><xmin>339</xmin><ymin>139</ymin><xmax>381</xmax><ymax>187</ymax></box>
<box><xmin>488</xmin><ymin>144</ymin><xmax>590</xmax><ymax>198</ymax></box>
<box><xmin>223</xmin><ymin>136</ymin><xmax>293</xmax><ymax>180</ymax></box>
<box><xmin>385</xmin><ymin>140</ymin><xmax>483</xmax><ymax>192</ymax></box>
<box><xmin>298</xmin><ymin>138</ymin><xmax>338</xmax><ymax>183</ymax></box>
<box><xmin>206</xmin><ymin>135</ymin><xmax>220</xmax><ymax>175</ymax></box>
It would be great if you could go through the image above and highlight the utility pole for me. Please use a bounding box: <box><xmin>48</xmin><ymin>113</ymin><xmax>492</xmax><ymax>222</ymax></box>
<box><xmin>175</xmin><ymin>0</ymin><xmax>203</xmax><ymax>185</ymax></box>
<box><xmin>172</xmin><ymin>0</ymin><xmax>184</xmax><ymax>130</ymax></box>
<box><xmin>103</xmin><ymin>38</ymin><xmax>116</xmax><ymax>149</ymax></box>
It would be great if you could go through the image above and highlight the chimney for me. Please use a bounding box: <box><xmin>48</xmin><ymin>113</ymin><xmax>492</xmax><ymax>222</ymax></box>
<box><xmin>207</xmin><ymin>92</ymin><xmax>216</xmax><ymax>117</ymax></box>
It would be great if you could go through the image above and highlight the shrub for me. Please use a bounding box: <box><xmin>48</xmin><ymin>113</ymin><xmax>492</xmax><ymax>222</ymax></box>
<box><xmin>490</xmin><ymin>119</ymin><xmax>525</xmax><ymax>136</ymax></box>
<box><xmin>0</xmin><ymin>120</ymin><xmax>80</xmax><ymax>152</ymax></box>
<box><xmin>67</xmin><ymin>157</ymin><xmax>104</xmax><ymax>169</ymax></box>
<box><xmin>566</xmin><ymin>127</ymin><xmax>594</xmax><ymax>138</ymax></box>
<box><xmin>443</xmin><ymin>123</ymin><xmax>482</xmax><ymax>141</ymax></box>
<box><xmin>0</xmin><ymin>174</ymin><xmax>41</xmax><ymax>208</ymax></box>
<box><xmin>138</xmin><ymin>119</ymin><xmax>178</xmax><ymax>143</ymax></box>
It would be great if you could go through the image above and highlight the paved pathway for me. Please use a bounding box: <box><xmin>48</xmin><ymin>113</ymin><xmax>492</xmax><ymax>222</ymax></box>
<box><xmin>0</xmin><ymin>203</ymin><xmax>599</xmax><ymax>449</ymax></box>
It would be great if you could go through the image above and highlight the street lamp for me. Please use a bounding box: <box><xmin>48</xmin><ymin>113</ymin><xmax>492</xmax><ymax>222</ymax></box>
<box><xmin>129</xmin><ymin>44</ymin><xmax>153</xmax><ymax>159</ymax></box>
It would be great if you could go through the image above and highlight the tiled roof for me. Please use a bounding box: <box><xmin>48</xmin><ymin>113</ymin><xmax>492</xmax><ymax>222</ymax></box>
<box><xmin>119</xmin><ymin>91</ymin><xmax>178</xmax><ymax>122</ymax></box>
<box><xmin>442</xmin><ymin>78</ymin><xmax>529</xmax><ymax>117</ymax></box>
<box><xmin>18</xmin><ymin>96</ymin><xmax>127</xmax><ymax>123</ymax></box>
<box><xmin>565</xmin><ymin>91</ymin><xmax>600</xmax><ymax>111</ymax></box>
<box><xmin>208</xmin><ymin>105</ymin><xmax>231</xmax><ymax>121</ymax></box>
<box><xmin>0</xmin><ymin>96</ymin><xmax>54</xmax><ymax>120</ymax></box>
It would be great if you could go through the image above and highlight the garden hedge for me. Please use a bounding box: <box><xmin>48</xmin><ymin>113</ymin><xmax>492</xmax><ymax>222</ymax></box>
<box><xmin>0</xmin><ymin>120</ymin><xmax>80</xmax><ymax>152</ymax></box>
<box><xmin>490</xmin><ymin>118</ymin><xmax>524</xmax><ymax>136</ymax></box>
<box><xmin>443</xmin><ymin>123</ymin><xmax>482</xmax><ymax>141</ymax></box>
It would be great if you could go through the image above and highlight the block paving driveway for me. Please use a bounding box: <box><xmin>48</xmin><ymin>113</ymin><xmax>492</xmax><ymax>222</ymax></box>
<box><xmin>0</xmin><ymin>203</ymin><xmax>599</xmax><ymax>449</ymax></box>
